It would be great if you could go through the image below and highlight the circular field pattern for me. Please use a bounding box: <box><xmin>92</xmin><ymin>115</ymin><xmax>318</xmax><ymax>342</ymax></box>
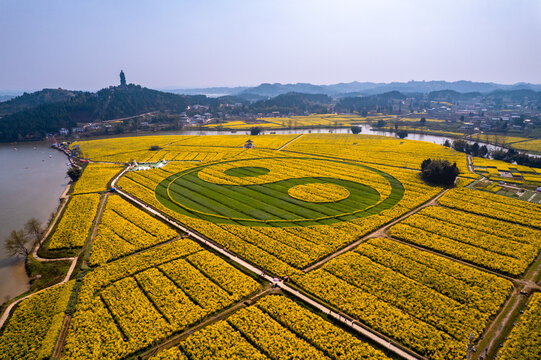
<box><xmin>155</xmin><ymin>157</ymin><xmax>404</xmax><ymax>227</ymax></box>
<box><xmin>288</xmin><ymin>183</ymin><xmax>350</xmax><ymax>203</ymax></box>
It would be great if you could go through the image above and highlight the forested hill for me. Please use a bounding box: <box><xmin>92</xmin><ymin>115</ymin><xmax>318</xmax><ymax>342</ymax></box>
<box><xmin>0</xmin><ymin>88</ymin><xmax>85</xmax><ymax>117</ymax></box>
<box><xmin>0</xmin><ymin>85</ymin><xmax>191</xmax><ymax>141</ymax></box>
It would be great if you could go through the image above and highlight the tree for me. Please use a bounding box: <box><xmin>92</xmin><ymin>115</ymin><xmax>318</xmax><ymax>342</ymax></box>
<box><xmin>443</xmin><ymin>139</ymin><xmax>451</xmax><ymax>147</ymax></box>
<box><xmin>375</xmin><ymin>119</ymin><xmax>386</xmax><ymax>128</ymax></box>
<box><xmin>396</xmin><ymin>129</ymin><xmax>408</xmax><ymax>139</ymax></box>
<box><xmin>472</xmin><ymin>142</ymin><xmax>482</xmax><ymax>156</ymax></box>
<box><xmin>67</xmin><ymin>166</ymin><xmax>82</xmax><ymax>182</ymax></box>
<box><xmin>420</xmin><ymin>158</ymin><xmax>459</xmax><ymax>187</ymax></box>
<box><xmin>4</xmin><ymin>229</ymin><xmax>31</xmax><ymax>257</ymax></box>
<box><xmin>350</xmin><ymin>126</ymin><xmax>362</xmax><ymax>134</ymax></box>
<box><xmin>24</xmin><ymin>218</ymin><xmax>43</xmax><ymax>244</ymax></box>
<box><xmin>420</xmin><ymin>117</ymin><xmax>426</xmax><ymax>125</ymax></box>
<box><xmin>120</xmin><ymin>70</ymin><xmax>126</xmax><ymax>86</ymax></box>
<box><xmin>452</xmin><ymin>139</ymin><xmax>468</xmax><ymax>153</ymax></box>
<box><xmin>250</xmin><ymin>127</ymin><xmax>262</xmax><ymax>135</ymax></box>
<box><xmin>479</xmin><ymin>145</ymin><xmax>488</xmax><ymax>157</ymax></box>
<box><xmin>149</xmin><ymin>145</ymin><xmax>162</xmax><ymax>151</ymax></box>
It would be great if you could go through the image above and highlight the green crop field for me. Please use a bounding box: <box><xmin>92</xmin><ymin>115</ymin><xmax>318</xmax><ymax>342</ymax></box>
<box><xmin>155</xmin><ymin>157</ymin><xmax>404</xmax><ymax>227</ymax></box>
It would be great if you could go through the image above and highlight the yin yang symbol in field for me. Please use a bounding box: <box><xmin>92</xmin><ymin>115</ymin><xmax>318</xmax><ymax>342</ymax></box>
<box><xmin>156</xmin><ymin>157</ymin><xmax>404</xmax><ymax>227</ymax></box>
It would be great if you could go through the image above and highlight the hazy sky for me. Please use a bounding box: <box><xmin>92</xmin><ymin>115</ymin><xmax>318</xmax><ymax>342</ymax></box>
<box><xmin>1</xmin><ymin>0</ymin><xmax>540</xmax><ymax>90</ymax></box>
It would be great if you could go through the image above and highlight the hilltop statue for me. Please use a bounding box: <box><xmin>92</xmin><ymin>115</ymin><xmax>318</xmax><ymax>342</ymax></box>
<box><xmin>120</xmin><ymin>70</ymin><xmax>126</xmax><ymax>86</ymax></box>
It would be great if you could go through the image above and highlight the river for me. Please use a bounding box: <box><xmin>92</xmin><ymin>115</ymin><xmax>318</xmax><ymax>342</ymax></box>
<box><xmin>173</xmin><ymin>125</ymin><xmax>516</xmax><ymax>153</ymax></box>
<box><xmin>0</xmin><ymin>142</ymin><xmax>68</xmax><ymax>302</ymax></box>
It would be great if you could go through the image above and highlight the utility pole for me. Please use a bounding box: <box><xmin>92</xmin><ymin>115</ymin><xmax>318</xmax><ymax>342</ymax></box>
<box><xmin>466</xmin><ymin>331</ymin><xmax>475</xmax><ymax>360</ymax></box>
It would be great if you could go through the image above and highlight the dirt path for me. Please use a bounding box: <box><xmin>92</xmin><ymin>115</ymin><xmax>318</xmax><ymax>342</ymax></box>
<box><xmin>467</xmin><ymin>154</ymin><xmax>475</xmax><ymax>173</ymax></box>
<box><xmin>32</xmin><ymin>196</ymin><xmax>73</xmax><ymax>262</ymax></box>
<box><xmin>51</xmin><ymin>315</ymin><xmax>72</xmax><ymax>359</ymax></box>
<box><xmin>139</xmin><ymin>288</ymin><xmax>275</xmax><ymax>360</ymax></box>
<box><xmin>473</xmin><ymin>289</ymin><xmax>525</xmax><ymax>360</ymax></box>
<box><xmin>303</xmin><ymin>187</ymin><xmax>451</xmax><ymax>272</ymax></box>
<box><xmin>277</xmin><ymin>133</ymin><xmax>303</xmax><ymax>151</ymax></box>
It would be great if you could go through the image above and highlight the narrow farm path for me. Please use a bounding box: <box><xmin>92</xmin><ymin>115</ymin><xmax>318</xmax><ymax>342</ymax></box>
<box><xmin>467</xmin><ymin>154</ymin><xmax>475</xmax><ymax>173</ymax></box>
<box><xmin>32</xmin><ymin>195</ymin><xmax>71</xmax><ymax>262</ymax></box>
<box><xmin>139</xmin><ymin>287</ymin><xmax>275</xmax><ymax>360</ymax></box>
<box><xmin>51</xmin><ymin>314</ymin><xmax>72</xmax><ymax>359</ymax></box>
<box><xmin>473</xmin><ymin>288</ymin><xmax>526</xmax><ymax>360</ymax></box>
<box><xmin>80</xmin><ymin>192</ymin><xmax>109</xmax><ymax>267</ymax></box>
<box><xmin>303</xmin><ymin>187</ymin><xmax>451</xmax><ymax>272</ymax></box>
<box><xmin>277</xmin><ymin>133</ymin><xmax>303</xmax><ymax>151</ymax></box>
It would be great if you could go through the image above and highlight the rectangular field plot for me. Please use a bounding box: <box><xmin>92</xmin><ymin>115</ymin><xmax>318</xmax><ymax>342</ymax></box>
<box><xmin>149</xmin><ymin>295</ymin><xmax>392</xmax><ymax>360</ymax></box>
<box><xmin>72</xmin><ymin>163</ymin><xmax>124</xmax><ymax>194</ymax></box>
<box><xmin>388</xmin><ymin>206</ymin><xmax>541</xmax><ymax>276</ymax></box>
<box><xmin>294</xmin><ymin>238</ymin><xmax>513</xmax><ymax>360</ymax></box>
<box><xmin>438</xmin><ymin>187</ymin><xmax>541</xmax><ymax>229</ymax></box>
<box><xmin>63</xmin><ymin>238</ymin><xmax>260</xmax><ymax>360</ymax></box>
<box><xmin>89</xmin><ymin>195</ymin><xmax>179</xmax><ymax>265</ymax></box>
<box><xmin>48</xmin><ymin>194</ymin><xmax>101</xmax><ymax>249</ymax></box>
<box><xmin>173</xmin><ymin>134</ymin><xmax>297</xmax><ymax>149</ymax></box>
<box><xmin>497</xmin><ymin>293</ymin><xmax>541</xmax><ymax>360</ymax></box>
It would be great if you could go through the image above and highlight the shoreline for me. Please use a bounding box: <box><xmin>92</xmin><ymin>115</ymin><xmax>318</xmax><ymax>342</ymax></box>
<box><xmin>0</xmin><ymin>142</ymin><xmax>71</xmax><ymax>304</ymax></box>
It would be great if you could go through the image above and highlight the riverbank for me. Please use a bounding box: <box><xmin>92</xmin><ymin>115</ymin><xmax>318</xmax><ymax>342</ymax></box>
<box><xmin>0</xmin><ymin>142</ymin><xmax>69</xmax><ymax>301</ymax></box>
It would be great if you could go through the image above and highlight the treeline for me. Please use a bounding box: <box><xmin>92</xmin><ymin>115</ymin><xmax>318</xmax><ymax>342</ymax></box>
<box><xmin>448</xmin><ymin>139</ymin><xmax>541</xmax><ymax>168</ymax></box>
<box><xmin>0</xmin><ymin>85</ymin><xmax>192</xmax><ymax>141</ymax></box>
<box><xmin>250</xmin><ymin>93</ymin><xmax>331</xmax><ymax>114</ymax></box>
<box><xmin>335</xmin><ymin>91</ymin><xmax>408</xmax><ymax>114</ymax></box>
<box><xmin>0</xmin><ymin>88</ymin><xmax>82</xmax><ymax>116</ymax></box>
<box><xmin>492</xmin><ymin>148</ymin><xmax>541</xmax><ymax>168</ymax></box>
<box><xmin>447</xmin><ymin>139</ymin><xmax>489</xmax><ymax>157</ymax></box>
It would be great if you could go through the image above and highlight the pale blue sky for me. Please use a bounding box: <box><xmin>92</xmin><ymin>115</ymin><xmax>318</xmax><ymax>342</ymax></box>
<box><xmin>1</xmin><ymin>0</ymin><xmax>540</xmax><ymax>90</ymax></box>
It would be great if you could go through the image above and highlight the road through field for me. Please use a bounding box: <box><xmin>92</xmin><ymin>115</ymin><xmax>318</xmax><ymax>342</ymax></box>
<box><xmin>111</xmin><ymin>168</ymin><xmax>426</xmax><ymax>360</ymax></box>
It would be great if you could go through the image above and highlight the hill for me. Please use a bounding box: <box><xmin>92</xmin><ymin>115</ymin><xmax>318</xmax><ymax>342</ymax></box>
<box><xmin>170</xmin><ymin>80</ymin><xmax>541</xmax><ymax>98</ymax></box>
<box><xmin>0</xmin><ymin>85</ymin><xmax>190</xmax><ymax>141</ymax></box>
<box><xmin>0</xmin><ymin>88</ymin><xmax>84</xmax><ymax>116</ymax></box>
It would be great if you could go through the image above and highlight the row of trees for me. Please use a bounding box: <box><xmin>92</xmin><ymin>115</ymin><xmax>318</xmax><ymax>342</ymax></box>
<box><xmin>446</xmin><ymin>139</ymin><xmax>541</xmax><ymax>168</ymax></box>
<box><xmin>445</xmin><ymin>139</ymin><xmax>489</xmax><ymax>157</ymax></box>
<box><xmin>492</xmin><ymin>148</ymin><xmax>541</xmax><ymax>168</ymax></box>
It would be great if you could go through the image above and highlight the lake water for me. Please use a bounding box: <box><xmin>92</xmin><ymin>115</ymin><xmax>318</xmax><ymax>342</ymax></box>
<box><xmin>173</xmin><ymin>125</ymin><xmax>513</xmax><ymax>153</ymax></box>
<box><xmin>0</xmin><ymin>142</ymin><xmax>68</xmax><ymax>302</ymax></box>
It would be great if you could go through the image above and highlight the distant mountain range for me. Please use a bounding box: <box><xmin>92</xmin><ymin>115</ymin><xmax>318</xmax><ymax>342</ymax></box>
<box><xmin>167</xmin><ymin>80</ymin><xmax>541</xmax><ymax>99</ymax></box>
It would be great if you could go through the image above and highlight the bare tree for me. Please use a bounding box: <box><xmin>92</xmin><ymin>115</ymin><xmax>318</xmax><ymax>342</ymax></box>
<box><xmin>4</xmin><ymin>229</ymin><xmax>31</xmax><ymax>257</ymax></box>
<box><xmin>24</xmin><ymin>217</ymin><xmax>43</xmax><ymax>245</ymax></box>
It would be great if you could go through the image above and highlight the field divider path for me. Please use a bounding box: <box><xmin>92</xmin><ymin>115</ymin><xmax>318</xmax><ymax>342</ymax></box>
<box><xmin>303</xmin><ymin>186</ymin><xmax>451</xmax><ymax>272</ymax></box>
<box><xmin>139</xmin><ymin>287</ymin><xmax>275</xmax><ymax>360</ymax></box>
<box><xmin>111</xmin><ymin>168</ymin><xmax>425</xmax><ymax>360</ymax></box>
<box><xmin>277</xmin><ymin>133</ymin><xmax>303</xmax><ymax>151</ymax></box>
<box><xmin>32</xmin><ymin>194</ymin><xmax>72</xmax><ymax>262</ymax></box>
<box><xmin>386</xmin><ymin>236</ymin><xmax>520</xmax><ymax>284</ymax></box>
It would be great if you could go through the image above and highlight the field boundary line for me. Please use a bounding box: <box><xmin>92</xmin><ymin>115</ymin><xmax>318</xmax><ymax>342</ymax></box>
<box><xmin>277</xmin><ymin>133</ymin><xmax>303</xmax><ymax>151</ymax></box>
<box><xmin>303</xmin><ymin>187</ymin><xmax>450</xmax><ymax>272</ymax></box>
<box><xmin>139</xmin><ymin>288</ymin><xmax>274</xmax><ymax>360</ymax></box>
